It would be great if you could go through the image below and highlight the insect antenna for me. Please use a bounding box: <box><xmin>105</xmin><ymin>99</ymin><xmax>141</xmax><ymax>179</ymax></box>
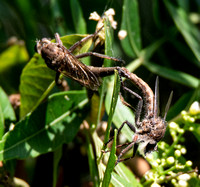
<box><xmin>154</xmin><ymin>76</ymin><xmax>160</xmax><ymax>120</ymax></box>
<box><xmin>163</xmin><ymin>91</ymin><xmax>173</xmax><ymax>120</ymax></box>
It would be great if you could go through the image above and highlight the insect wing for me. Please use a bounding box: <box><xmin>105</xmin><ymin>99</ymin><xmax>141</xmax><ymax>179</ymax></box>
<box><xmin>60</xmin><ymin>54</ymin><xmax>101</xmax><ymax>91</ymax></box>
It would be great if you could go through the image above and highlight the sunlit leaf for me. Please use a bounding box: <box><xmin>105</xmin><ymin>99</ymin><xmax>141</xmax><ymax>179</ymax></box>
<box><xmin>0</xmin><ymin>90</ymin><xmax>88</xmax><ymax>161</ymax></box>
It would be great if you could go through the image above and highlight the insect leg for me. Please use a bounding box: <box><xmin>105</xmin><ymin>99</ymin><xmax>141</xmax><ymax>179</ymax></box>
<box><xmin>68</xmin><ymin>26</ymin><xmax>104</xmax><ymax>53</ymax></box>
<box><xmin>105</xmin><ymin>120</ymin><xmax>136</xmax><ymax>146</ymax></box>
<box><xmin>55</xmin><ymin>71</ymin><xmax>61</xmax><ymax>85</ymax></box>
<box><xmin>102</xmin><ymin>142</ymin><xmax>134</xmax><ymax>153</ymax></box>
<box><xmin>75</xmin><ymin>52</ymin><xmax>125</xmax><ymax>65</ymax></box>
<box><xmin>55</xmin><ymin>33</ymin><xmax>63</xmax><ymax>45</ymax></box>
<box><xmin>115</xmin><ymin>141</ymin><xmax>137</xmax><ymax>165</ymax></box>
<box><xmin>119</xmin><ymin>84</ymin><xmax>143</xmax><ymax>127</ymax></box>
<box><xmin>116</xmin><ymin>143</ymin><xmax>139</xmax><ymax>165</ymax></box>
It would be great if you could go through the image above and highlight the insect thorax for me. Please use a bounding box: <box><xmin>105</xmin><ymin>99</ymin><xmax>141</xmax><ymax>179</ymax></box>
<box><xmin>141</xmin><ymin>117</ymin><xmax>167</xmax><ymax>142</ymax></box>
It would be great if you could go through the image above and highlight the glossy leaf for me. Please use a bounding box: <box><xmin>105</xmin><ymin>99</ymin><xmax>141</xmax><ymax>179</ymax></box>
<box><xmin>0</xmin><ymin>90</ymin><xmax>88</xmax><ymax>161</ymax></box>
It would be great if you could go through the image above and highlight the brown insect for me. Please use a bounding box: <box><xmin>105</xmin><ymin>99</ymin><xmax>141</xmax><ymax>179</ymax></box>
<box><xmin>105</xmin><ymin>67</ymin><xmax>173</xmax><ymax>165</ymax></box>
<box><xmin>35</xmin><ymin>28</ymin><xmax>124</xmax><ymax>91</ymax></box>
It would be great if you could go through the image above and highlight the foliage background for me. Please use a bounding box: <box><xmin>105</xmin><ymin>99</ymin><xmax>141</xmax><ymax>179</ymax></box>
<box><xmin>0</xmin><ymin>0</ymin><xmax>200</xmax><ymax>186</ymax></box>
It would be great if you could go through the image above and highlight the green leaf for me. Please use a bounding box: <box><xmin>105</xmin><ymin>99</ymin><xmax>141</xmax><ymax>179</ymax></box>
<box><xmin>114</xmin><ymin>163</ymin><xmax>142</xmax><ymax>187</ymax></box>
<box><xmin>0</xmin><ymin>87</ymin><xmax>16</xmax><ymax>122</ymax></box>
<box><xmin>19</xmin><ymin>54</ymin><xmax>55</xmax><ymax>118</ymax></box>
<box><xmin>0</xmin><ymin>90</ymin><xmax>88</xmax><ymax>161</ymax></box>
<box><xmin>164</xmin><ymin>0</ymin><xmax>200</xmax><ymax>61</ymax></box>
<box><xmin>0</xmin><ymin>87</ymin><xmax>16</xmax><ymax>138</ymax></box>
<box><xmin>20</xmin><ymin>34</ymin><xmax>93</xmax><ymax>118</ymax></box>
<box><xmin>104</xmin><ymin>18</ymin><xmax>114</xmax><ymax>67</ymax></box>
<box><xmin>102</xmin><ymin>129</ymin><xmax>117</xmax><ymax>187</ymax></box>
<box><xmin>104</xmin><ymin>71</ymin><xmax>121</xmax><ymax>144</ymax></box>
<box><xmin>120</xmin><ymin>0</ymin><xmax>141</xmax><ymax>58</ymax></box>
<box><xmin>143</xmin><ymin>61</ymin><xmax>199</xmax><ymax>88</ymax></box>
<box><xmin>53</xmin><ymin>147</ymin><xmax>62</xmax><ymax>187</ymax></box>
<box><xmin>105</xmin><ymin>81</ymin><xmax>135</xmax><ymax>142</ymax></box>
<box><xmin>86</xmin><ymin>131</ymin><xmax>99</xmax><ymax>187</ymax></box>
<box><xmin>96</xmin><ymin>20</ymin><xmax>114</xmax><ymax>125</ymax></box>
<box><xmin>70</xmin><ymin>0</ymin><xmax>86</xmax><ymax>34</ymax></box>
<box><xmin>0</xmin><ymin>44</ymin><xmax>29</xmax><ymax>93</ymax></box>
<box><xmin>111</xmin><ymin>172</ymin><xmax>135</xmax><ymax>187</ymax></box>
<box><xmin>0</xmin><ymin>106</ymin><xmax>4</xmax><ymax>139</ymax></box>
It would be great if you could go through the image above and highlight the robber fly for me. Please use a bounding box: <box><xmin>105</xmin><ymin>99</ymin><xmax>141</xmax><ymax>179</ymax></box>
<box><xmin>35</xmin><ymin>27</ymin><xmax>124</xmax><ymax>91</ymax></box>
<box><xmin>105</xmin><ymin>67</ymin><xmax>173</xmax><ymax>165</ymax></box>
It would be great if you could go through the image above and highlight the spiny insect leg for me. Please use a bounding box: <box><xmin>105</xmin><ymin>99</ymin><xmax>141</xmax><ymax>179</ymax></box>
<box><xmin>105</xmin><ymin>120</ymin><xmax>136</xmax><ymax>146</ymax></box>
<box><xmin>68</xmin><ymin>26</ymin><xmax>104</xmax><ymax>53</ymax></box>
<box><xmin>116</xmin><ymin>141</ymin><xmax>138</xmax><ymax>165</ymax></box>
<box><xmin>75</xmin><ymin>52</ymin><xmax>125</xmax><ymax>65</ymax></box>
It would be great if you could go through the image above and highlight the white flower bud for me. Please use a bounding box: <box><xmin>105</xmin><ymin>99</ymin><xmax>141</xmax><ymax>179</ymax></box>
<box><xmin>151</xmin><ymin>183</ymin><xmax>161</xmax><ymax>187</ymax></box>
<box><xmin>169</xmin><ymin>122</ymin><xmax>178</xmax><ymax>129</ymax></box>
<box><xmin>186</xmin><ymin>160</ymin><xmax>193</xmax><ymax>166</ymax></box>
<box><xmin>178</xmin><ymin>174</ymin><xmax>191</xmax><ymax>181</ymax></box>
<box><xmin>175</xmin><ymin>150</ymin><xmax>181</xmax><ymax>157</ymax></box>
<box><xmin>178</xmin><ymin>180</ymin><xmax>188</xmax><ymax>187</ymax></box>
<box><xmin>167</xmin><ymin>156</ymin><xmax>175</xmax><ymax>164</ymax></box>
<box><xmin>189</xmin><ymin>101</ymin><xmax>200</xmax><ymax>115</ymax></box>
<box><xmin>180</xmin><ymin>148</ymin><xmax>187</xmax><ymax>154</ymax></box>
<box><xmin>118</xmin><ymin>30</ymin><xmax>127</xmax><ymax>40</ymax></box>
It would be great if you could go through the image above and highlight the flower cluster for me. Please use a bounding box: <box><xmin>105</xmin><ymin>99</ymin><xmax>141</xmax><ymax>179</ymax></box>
<box><xmin>142</xmin><ymin>102</ymin><xmax>200</xmax><ymax>186</ymax></box>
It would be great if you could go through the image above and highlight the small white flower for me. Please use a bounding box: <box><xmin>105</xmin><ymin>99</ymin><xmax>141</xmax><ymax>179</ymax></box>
<box><xmin>180</xmin><ymin>148</ymin><xmax>187</xmax><ymax>154</ymax></box>
<box><xmin>189</xmin><ymin>126</ymin><xmax>194</xmax><ymax>131</ymax></box>
<box><xmin>186</xmin><ymin>160</ymin><xmax>193</xmax><ymax>167</ymax></box>
<box><xmin>146</xmin><ymin>153</ymin><xmax>153</xmax><ymax>161</ymax></box>
<box><xmin>181</xmin><ymin>111</ymin><xmax>187</xmax><ymax>116</ymax></box>
<box><xmin>152</xmin><ymin>161</ymin><xmax>158</xmax><ymax>167</ymax></box>
<box><xmin>89</xmin><ymin>11</ymin><xmax>101</xmax><ymax>21</ymax></box>
<box><xmin>118</xmin><ymin>30</ymin><xmax>127</xmax><ymax>40</ymax></box>
<box><xmin>178</xmin><ymin>128</ymin><xmax>185</xmax><ymax>134</ymax></box>
<box><xmin>178</xmin><ymin>180</ymin><xmax>188</xmax><ymax>187</ymax></box>
<box><xmin>176</xmin><ymin>164</ymin><xmax>184</xmax><ymax>169</ymax></box>
<box><xmin>178</xmin><ymin>174</ymin><xmax>191</xmax><ymax>181</ymax></box>
<box><xmin>169</xmin><ymin>122</ymin><xmax>178</xmax><ymax>129</ymax></box>
<box><xmin>151</xmin><ymin>182</ymin><xmax>161</xmax><ymax>187</ymax></box>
